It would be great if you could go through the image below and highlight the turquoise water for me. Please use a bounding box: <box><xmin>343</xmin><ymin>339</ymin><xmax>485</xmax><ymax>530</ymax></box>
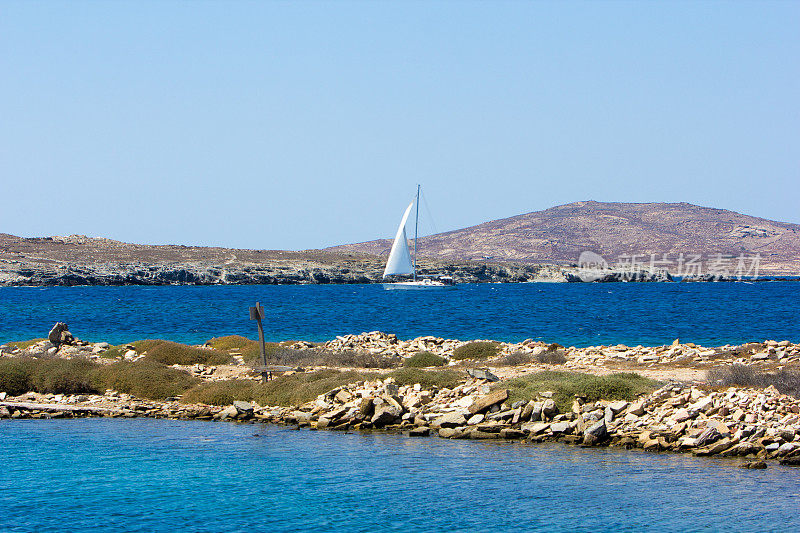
<box><xmin>1</xmin><ymin>419</ymin><xmax>799</xmax><ymax>532</ymax></box>
<box><xmin>1</xmin><ymin>282</ymin><xmax>798</xmax><ymax>346</ymax></box>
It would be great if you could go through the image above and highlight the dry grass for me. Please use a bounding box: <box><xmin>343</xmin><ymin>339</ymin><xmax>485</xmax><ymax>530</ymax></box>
<box><xmin>500</xmin><ymin>370</ymin><xmax>661</xmax><ymax>412</ymax></box>
<box><xmin>388</xmin><ymin>368</ymin><xmax>464</xmax><ymax>389</ymax></box>
<box><xmin>706</xmin><ymin>364</ymin><xmax>800</xmax><ymax>398</ymax></box>
<box><xmin>0</xmin><ymin>357</ymin><xmax>198</xmax><ymax>400</ymax></box>
<box><xmin>6</xmin><ymin>339</ymin><xmax>46</xmax><ymax>350</ymax></box>
<box><xmin>131</xmin><ymin>340</ymin><xmax>231</xmax><ymax>366</ymax></box>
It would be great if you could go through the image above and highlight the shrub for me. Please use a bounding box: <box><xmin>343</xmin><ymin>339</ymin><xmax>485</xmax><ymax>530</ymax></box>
<box><xmin>244</xmin><ymin>347</ymin><xmax>400</xmax><ymax>370</ymax></box>
<box><xmin>0</xmin><ymin>358</ymin><xmax>36</xmax><ymax>396</ymax></box>
<box><xmin>31</xmin><ymin>358</ymin><xmax>97</xmax><ymax>394</ymax></box>
<box><xmin>452</xmin><ymin>341</ymin><xmax>499</xmax><ymax>361</ymax></box>
<box><xmin>254</xmin><ymin>370</ymin><xmax>378</xmax><ymax>407</ymax></box>
<box><xmin>404</xmin><ymin>351</ymin><xmax>448</xmax><ymax>368</ymax></box>
<box><xmin>0</xmin><ymin>357</ymin><xmax>100</xmax><ymax>396</ymax></box>
<box><xmin>706</xmin><ymin>364</ymin><xmax>800</xmax><ymax>398</ymax></box>
<box><xmin>182</xmin><ymin>380</ymin><xmax>257</xmax><ymax>406</ymax></box>
<box><xmin>535</xmin><ymin>349</ymin><xmax>567</xmax><ymax>365</ymax></box>
<box><xmin>99</xmin><ymin>346</ymin><xmax>126</xmax><ymax>359</ymax></box>
<box><xmin>316</xmin><ymin>349</ymin><xmax>400</xmax><ymax>369</ymax></box>
<box><xmin>206</xmin><ymin>335</ymin><xmax>258</xmax><ymax>351</ymax></box>
<box><xmin>132</xmin><ymin>340</ymin><xmax>231</xmax><ymax>366</ymax></box>
<box><xmin>91</xmin><ymin>360</ymin><xmax>199</xmax><ymax>400</ymax></box>
<box><xmin>389</xmin><ymin>368</ymin><xmax>464</xmax><ymax>390</ymax></box>
<box><xmin>500</xmin><ymin>371</ymin><xmax>660</xmax><ymax>412</ymax></box>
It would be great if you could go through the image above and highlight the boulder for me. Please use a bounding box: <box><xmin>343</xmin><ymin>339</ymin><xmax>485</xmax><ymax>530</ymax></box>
<box><xmin>466</xmin><ymin>413</ymin><xmax>485</xmax><ymax>425</ymax></box>
<box><xmin>467</xmin><ymin>368</ymin><xmax>500</xmax><ymax>382</ymax></box>
<box><xmin>521</xmin><ymin>421</ymin><xmax>550</xmax><ymax>435</ymax></box>
<box><xmin>550</xmin><ymin>421</ymin><xmax>571</xmax><ymax>434</ymax></box>
<box><xmin>408</xmin><ymin>427</ymin><xmax>430</xmax><ymax>437</ymax></box>
<box><xmin>583</xmin><ymin>419</ymin><xmax>607</xmax><ymax>445</ymax></box>
<box><xmin>541</xmin><ymin>399</ymin><xmax>558</xmax><ymax>419</ymax></box>
<box><xmin>431</xmin><ymin>411</ymin><xmax>467</xmax><ymax>429</ymax></box>
<box><xmin>468</xmin><ymin>389</ymin><xmax>509</xmax><ymax>415</ymax></box>
<box><xmin>371</xmin><ymin>406</ymin><xmax>402</xmax><ymax>428</ymax></box>
<box><xmin>233</xmin><ymin>401</ymin><xmax>254</xmax><ymax>416</ymax></box>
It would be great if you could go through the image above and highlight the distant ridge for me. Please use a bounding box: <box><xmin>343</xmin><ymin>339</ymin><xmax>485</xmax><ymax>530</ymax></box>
<box><xmin>328</xmin><ymin>201</ymin><xmax>800</xmax><ymax>274</ymax></box>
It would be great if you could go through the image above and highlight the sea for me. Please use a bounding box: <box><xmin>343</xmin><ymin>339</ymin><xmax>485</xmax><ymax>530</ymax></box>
<box><xmin>0</xmin><ymin>282</ymin><xmax>798</xmax><ymax>347</ymax></box>
<box><xmin>2</xmin><ymin>282</ymin><xmax>800</xmax><ymax>532</ymax></box>
<box><xmin>1</xmin><ymin>419</ymin><xmax>799</xmax><ymax>532</ymax></box>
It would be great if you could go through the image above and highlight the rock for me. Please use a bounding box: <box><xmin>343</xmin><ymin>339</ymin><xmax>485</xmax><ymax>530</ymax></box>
<box><xmin>233</xmin><ymin>401</ymin><xmax>254</xmax><ymax>415</ymax></box>
<box><xmin>541</xmin><ymin>398</ymin><xmax>558</xmax><ymax>419</ymax></box>
<box><xmin>0</xmin><ymin>392</ymin><xmax>6</xmax><ymax>401</ymax></box>
<box><xmin>695</xmin><ymin>437</ymin><xmax>732</xmax><ymax>456</ymax></box>
<box><xmin>583</xmin><ymin>419</ymin><xmax>607</xmax><ymax>444</ymax></box>
<box><xmin>779</xmin><ymin>457</ymin><xmax>800</xmax><ymax>466</ymax></box>
<box><xmin>371</xmin><ymin>406</ymin><xmax>402</xmax><ymax>428</ymax></box>
<box><xmin>695</xmin><ymin>426</ymin><xmax>722</xmax><ymax>447</ymax></box>
<box><xmin>438</xmin><ymin>428</ymin><xmax>457</xmax><ymax>438</ymax></box>
<box><xmin>608</xmin><ymin>400</ymin><xmax>629</xmax><ymax>415</ymax></box>
<box><xmin>408</xmin><ymin>427</ymin><xmax>430</xmax><ymax>437</ymax></box>
<box><xmin>549</xmin><ymin>421</ymin><xmax>570</xmax><ymax>434</ymax></box>
<box><xmin>468</xmin><ymin>389</ymin><xmax>509</xmax><ymax>415</ymax></box>
<box><xmin>500</xmin><ymin>428</ymin><xmax>525</xmax><ymax>439</ymax></box>
<box><xmin>431</xmin><ymin>412</ymin><xmax>467</xmax><ymax>429</ymax></box>
<box><xmin>672</xmin><ymin>408</ymin><xmax>692</xmax><ymax>423</ymax></box>
<box><xmin>48</xmin><ymin>322</ymin><xmax>72</xmax><ymax>348</ymax></box>
<box><xmin>218</xmin><ymin>406</ymin><xmax>239</xmax><ymax>419</ymax></box>
<box><xmin>358</xmin><ymin>398</ymin><xmax>374</xmax><ymax>418</ymax></box>
<box><xmin>777</xmin><ymin>442</ymin><xmax>797</xmax><ymax>456</ymax></box>
<box><xmin>627</xmin><ymin>401</ymin><xmax>645</xmax><ymax>416</ymax></box>
<box><xmin>468</xmin><ymin>429</ymin><xmax>502</xmax><ymax>440</ymax></box>
<box><xmin>466</xmin><ymin>368</ymin><xmax>500</xmax><ymax>382</ymax></box>
<box><xmin>741</xmin><ymin>460</ymin><xmax>768</xmax><ymax>469</ymax></box>
<box><xmin>466</xmin><ymin>413</ymin><xmax>485</xmax><ymax>425</ymax></box>
<box><xmin>521</xmin><ymin>421</ymin><xmax>550</xmax><ymax>435</ymax></box>
<box><xmin>520</xmin><ymin>401</ymin><xmax>536</xmax><ymax>421</ymax></box>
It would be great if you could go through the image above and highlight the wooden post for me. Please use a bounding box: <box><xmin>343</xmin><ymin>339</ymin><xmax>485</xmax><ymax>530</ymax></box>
<box><xmin>249</xmin><ymin>302</ymin><xmax>268</xmax><ymax>383</ymax></box>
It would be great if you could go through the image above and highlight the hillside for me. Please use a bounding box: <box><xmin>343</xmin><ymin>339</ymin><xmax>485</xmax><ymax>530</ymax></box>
<box><xmin>328</xmin><ymin>201</ymin><xmax>800</xmax><ymax>275</ymax></box>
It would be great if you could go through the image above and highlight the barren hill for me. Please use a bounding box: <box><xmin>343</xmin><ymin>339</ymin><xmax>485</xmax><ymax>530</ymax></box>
<box><xmin>328</xmin><ymin>201</ymin><xmax>800</xmax><ymax>275</ymax></box>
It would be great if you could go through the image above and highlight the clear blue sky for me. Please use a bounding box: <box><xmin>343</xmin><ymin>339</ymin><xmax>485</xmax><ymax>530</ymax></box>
<box><xmin>1</xmin><ymin>1</ymin><xmax>797</xmax><ymax>250</ymax></box>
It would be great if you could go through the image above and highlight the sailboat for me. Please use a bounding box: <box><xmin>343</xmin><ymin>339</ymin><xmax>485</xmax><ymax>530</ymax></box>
<box><xmin>382</xmin><ymin>185</ymin><xmax>455</xmax><ymax>289</ymax></box>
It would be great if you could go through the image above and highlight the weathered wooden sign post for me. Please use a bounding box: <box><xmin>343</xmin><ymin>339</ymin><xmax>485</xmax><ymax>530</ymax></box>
<box><xmin>249</xmin><ymin>302</ymin><xmax>269</xmax><ymax>383</ymax></box>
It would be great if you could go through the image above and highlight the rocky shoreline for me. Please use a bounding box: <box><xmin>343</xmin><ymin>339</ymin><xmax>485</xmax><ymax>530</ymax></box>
<box><xmin>0</xmin><ymin>233</ymin><xmax>675</xmax><ymax>285</ymax></box>
<box><xmin>2</xmin><ymin>331</ymin><xmax>800</xmax><ymax>469</ymax></box>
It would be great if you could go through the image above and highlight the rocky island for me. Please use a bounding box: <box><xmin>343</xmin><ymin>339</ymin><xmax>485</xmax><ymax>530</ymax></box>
<box><xmin>2</xmin><ymin>327</ymin><xmax>799</xmax><ymax>469</ymax></box>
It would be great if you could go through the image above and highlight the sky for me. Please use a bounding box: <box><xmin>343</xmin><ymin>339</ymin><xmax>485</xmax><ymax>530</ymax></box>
<box><xmin>1</xmin><ymin>1</ymin><xmax>798</xmax><ymax>250</ymax></box>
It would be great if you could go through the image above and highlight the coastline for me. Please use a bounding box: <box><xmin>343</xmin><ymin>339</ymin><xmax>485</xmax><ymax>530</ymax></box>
<box><xmin>2</xmin><ymin>333</ymin><xmax>800</xmax><ymax>469</ymax></box>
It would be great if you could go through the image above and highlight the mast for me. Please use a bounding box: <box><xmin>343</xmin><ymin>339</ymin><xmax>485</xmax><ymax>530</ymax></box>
<box><xmin>413</xmin><ymin>184</ymin><xmax>420</xmax><ymax>281</ymax></box>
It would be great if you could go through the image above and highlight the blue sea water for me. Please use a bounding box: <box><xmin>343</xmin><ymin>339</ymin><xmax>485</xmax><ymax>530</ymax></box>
<box><xmin>1</xmin><ymin>419</ymin><xmax>799</xmax><ymax>532</ymax></box>
<box><xmin>0</xmin><ymin>282</ymin><xmax>799</xmax><ymax>347</ymax></box>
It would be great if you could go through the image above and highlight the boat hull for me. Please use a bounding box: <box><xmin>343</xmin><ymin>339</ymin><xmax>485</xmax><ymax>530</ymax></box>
<box><xmin>382</xmin><ymin>281</ymin><xmax>455</xmax><ymax>290</ymax></box>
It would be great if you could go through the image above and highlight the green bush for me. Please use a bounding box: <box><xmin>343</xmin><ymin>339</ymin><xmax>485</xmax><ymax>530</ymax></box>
<box><xmin>183</xmin><ymin>369</ymin><xmax>380</xmax><ymax>407</ymax></box>
<box><xmin>500</xmin><ymin>371</ymin><xmax>660</xmax><ymax>412</ymax></box>
<box><xmin>403</xmin><ymin>351</ymin><xmax>448</xmax><ymax>368</ymax></box>
<box><xmin>0</xmin><ymin>358</ymin><xmax>36</xmax><ymax>396</ymax></box>
<box><xmin>452</xmin><ymin>341</ymin><xmax>499</xmax><ymax>361</ymax></box>
<box><xmin>132</xmin><ymin>340</ymin><xmax>231</xmax><ymax>366</ymax></box>
<box><xmin>389</xmin><ymin>368</ymin><xmax>463</xmax><ymax>390</ymax></box>
<box><xmin>182</xmin><ymin>380</ymin><xmax>257</xmax><ymax>405</ymax></box>
<box><xmin>31</xmin><ymin>358</ymin><xmax>97</xmax><ymax>394</ymax></box>
<box><xmin>206</xmin><ymin>335</ymin><xmax>257</xmax><ymax>351</ymax></box>
<box><xmin>90</xmin><ymin>360</ymin><xmax>199</xmax><ymax>400</ymax></box>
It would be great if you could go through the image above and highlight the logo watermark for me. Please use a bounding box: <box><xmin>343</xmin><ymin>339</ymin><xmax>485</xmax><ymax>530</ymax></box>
<box><xmin>577</xmin><ymin>251</ymin><xmax>761</xmax><ymax>281</ymax></box>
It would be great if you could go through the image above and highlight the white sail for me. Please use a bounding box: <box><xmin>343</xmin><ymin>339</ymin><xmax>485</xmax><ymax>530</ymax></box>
<box><xmin>383</xmin><ymin>201</ymin><xmax>415</xmax><ymax>278</ymax></box>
